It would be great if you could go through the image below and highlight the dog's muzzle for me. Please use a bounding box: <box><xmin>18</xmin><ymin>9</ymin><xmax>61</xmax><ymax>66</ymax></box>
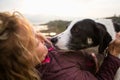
<box><xmin>51</xmin><ymin>37</ymin><xmax>58</xmax><ymax>44</ymax></box>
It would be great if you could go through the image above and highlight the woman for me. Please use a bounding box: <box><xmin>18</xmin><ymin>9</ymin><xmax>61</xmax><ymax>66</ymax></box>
<box><xmin>0</xmin><ymin>11</ymin><xmax>120</xmax><ymax>80</ymax></box>
<box><xmin>107</xmin><ymin>32</ymin><xmax>120</xmax><ymax>80</ymax></box>
<box><xmin>0</xmin><ymin>12</ymin><xmax>50</xmax><ymax>80</ymax></box>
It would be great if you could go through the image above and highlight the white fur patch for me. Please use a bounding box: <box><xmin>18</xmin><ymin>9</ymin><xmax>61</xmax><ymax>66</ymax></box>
<box><xmin>54</xmin><ymin>31</ymin><xmax>70</xmax><ymax>50</ymax></box>
<box><xmin>54</xmin><ymin>19</ymin><xmax>82</xmax><ymax>50</ymax></box>
<box><xmin>87</xmin><ymin>37</ymin><xmax>93</xmax><ymax>45</ymax></box>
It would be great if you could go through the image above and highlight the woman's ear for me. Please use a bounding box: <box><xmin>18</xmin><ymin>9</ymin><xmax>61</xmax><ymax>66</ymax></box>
<box><xmin>116</xmin><ymin>32</ymin><xmax>120</xmax><ymax>39</ymax></box>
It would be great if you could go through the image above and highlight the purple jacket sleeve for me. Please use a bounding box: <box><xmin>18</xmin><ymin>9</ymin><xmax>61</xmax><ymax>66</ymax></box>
<box><xmin>96</xmin><ymin>54</ymin><xmax>120</xmax><ymax>80</ymax></box>
<box><xmin>74</xmin><ymin>54</ymin><xmax>120</xmax><ymax>80</ymax></box>
<box><xmin>36</xmin><ymin>50</ymin><xmax>120</xmax><ymax>80</ymax></box>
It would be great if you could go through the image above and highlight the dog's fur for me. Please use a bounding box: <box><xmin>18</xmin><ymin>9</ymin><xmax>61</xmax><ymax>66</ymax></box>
<box><xmin>51</xmin><ymin>18</ymin><xmax>120</xmax><ymax>80</ymax></box>
<box><xmin>51</xmin><ymin>19</ymin><xmax>120</xmax><ymax>53</ymax></box>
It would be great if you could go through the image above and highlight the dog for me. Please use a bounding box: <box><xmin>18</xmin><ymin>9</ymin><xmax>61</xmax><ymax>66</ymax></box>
<box><xmin>51</xmin><ymin>18</ymin><xmax>120</xmax><ymax>53</ymax></box>
<box><xmin>51</xmin><ymin>18</ymin><xmax>120</xmax><ymax>80</ymax></box>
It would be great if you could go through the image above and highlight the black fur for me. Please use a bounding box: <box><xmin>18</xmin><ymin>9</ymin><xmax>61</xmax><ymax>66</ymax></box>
<box><xmin>68</xmin><ymin>19</ymin><xmax>120</xmax><ymax>53</ymax></box>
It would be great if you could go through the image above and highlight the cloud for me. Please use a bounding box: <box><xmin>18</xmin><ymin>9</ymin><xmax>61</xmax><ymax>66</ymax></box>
<box><xmin>0</xmin><ymin>0</ymin><xmax>23</xmax><ymax>11</ymax></box>
<box><xmin>0</xmin><ymin>0</ymin><xmax>120</xmax><ymax>18</ymax></box>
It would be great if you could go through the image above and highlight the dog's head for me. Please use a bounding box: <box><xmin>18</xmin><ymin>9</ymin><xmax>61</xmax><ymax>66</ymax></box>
<box><xmin>51</xmin><ymin>19</ymin><xmax>112</xmax><ymax>53</ymax></box>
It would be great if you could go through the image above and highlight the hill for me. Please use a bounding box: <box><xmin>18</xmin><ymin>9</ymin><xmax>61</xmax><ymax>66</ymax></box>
<box><xmin>40</xmin><ymin>15</ymin><xmax>120</xmax><ymax>34</ymax></box>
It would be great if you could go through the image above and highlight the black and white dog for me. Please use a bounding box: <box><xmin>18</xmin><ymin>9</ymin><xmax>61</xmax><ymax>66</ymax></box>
<box><xmin>51</xmin><ymin>19</ymin><xmax>120</xmax><ymax>53</ymax></box>
<box><xmin>51</xmin><ymin>19</ymin><xmax>120</xmax><ymax>80</ymax></box>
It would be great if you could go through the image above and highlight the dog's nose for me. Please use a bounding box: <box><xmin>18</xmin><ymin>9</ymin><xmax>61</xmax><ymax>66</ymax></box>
<box><xmin>51</xmin><ymin>37</ymin><xmax>58</xmax><ymax>44</ymax></box>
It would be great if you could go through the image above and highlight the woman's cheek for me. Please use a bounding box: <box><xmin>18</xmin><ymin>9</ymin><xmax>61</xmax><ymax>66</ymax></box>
<box><xmin>36</xmin><ymin>42</ymin><xmax>48</xmax><ymax>61</ymax></box>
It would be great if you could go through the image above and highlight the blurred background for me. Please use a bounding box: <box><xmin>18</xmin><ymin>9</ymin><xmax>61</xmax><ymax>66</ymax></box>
<box><xmin>0</xmin><ymin>0</ymin><xmax>120</xmax><ymax>36</ymax></box>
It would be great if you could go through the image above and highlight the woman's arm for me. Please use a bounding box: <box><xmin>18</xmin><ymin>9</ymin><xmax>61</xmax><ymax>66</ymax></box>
<box><xmin>69</xmin><ymin>54</ymin><xmax>120</xmax><ymax>80</ymax></box>
<box><xmin>96</xmin><ymin>54</ymin><xmax>120</xmax><ymax>80</ymax></box>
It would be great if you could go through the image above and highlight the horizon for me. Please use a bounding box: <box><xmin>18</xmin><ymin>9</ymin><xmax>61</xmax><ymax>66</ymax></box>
<box><xmin>0</xmin><ymin>0</ymin><xmax>120</xmax><ymax>24</ymax></box>
<box><xmin>25</xmin><ymin>13</ymin><xmax>119</xmax><ymax>24</ymax></box>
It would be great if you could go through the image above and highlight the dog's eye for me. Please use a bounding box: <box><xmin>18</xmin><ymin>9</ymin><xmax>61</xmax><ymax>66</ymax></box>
<box><xmin>75</xmin><ymin>28</ymin><xmax>79</xmax><ymax>32</ymax></box>
<box><xmin>72</xmin><ymin>27</ymin><xmax>79</xmax><ymax>33</ymax></box>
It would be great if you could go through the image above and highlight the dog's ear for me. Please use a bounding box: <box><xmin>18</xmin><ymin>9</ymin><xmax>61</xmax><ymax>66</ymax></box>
<box><xmin>98</xmin><ymin>32</ymin><xmax>112</xmax><ymax>53</ymax></box>
<box><xmin>96</xmin><ymin>23</ymin><xmax>112</xmax><ymax>54</ymax></box>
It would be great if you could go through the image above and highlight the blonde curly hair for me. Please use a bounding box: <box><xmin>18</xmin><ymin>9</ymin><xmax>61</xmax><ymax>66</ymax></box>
<box><xmin>0</xmin><ymin>12</ymin><xmax>40</xmax><ymax>80</ymax></box>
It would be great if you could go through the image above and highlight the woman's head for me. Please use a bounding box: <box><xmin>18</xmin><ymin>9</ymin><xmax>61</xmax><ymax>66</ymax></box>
<box><xmin>0</xmin><ymin>12</ymin><xmax>47</xmax><ymax>80</ymax></box>
<box><xmin>108</xmin><ymin>32</ymin><xmax>120</xmax><ymax>57</ymax></box>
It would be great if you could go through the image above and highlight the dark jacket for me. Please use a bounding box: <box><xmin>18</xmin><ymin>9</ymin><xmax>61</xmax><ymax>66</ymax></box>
<box><xmin>36</xmin><ymin>48</ymin><xmax>120</xmax><ymax>80</ymax></box>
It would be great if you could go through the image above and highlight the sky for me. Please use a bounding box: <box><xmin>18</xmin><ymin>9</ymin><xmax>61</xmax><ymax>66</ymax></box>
<box><xmin>0</xmin><ymin>0</ymin><xmax>120</xmax><ymax>23</ymax></box>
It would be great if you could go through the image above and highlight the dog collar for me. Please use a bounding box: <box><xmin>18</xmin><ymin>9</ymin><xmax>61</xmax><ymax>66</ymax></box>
<box><xmin>103</xmin><ymin>49</ymin><xmax>109</xmax><ymax>57</ymax></box>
